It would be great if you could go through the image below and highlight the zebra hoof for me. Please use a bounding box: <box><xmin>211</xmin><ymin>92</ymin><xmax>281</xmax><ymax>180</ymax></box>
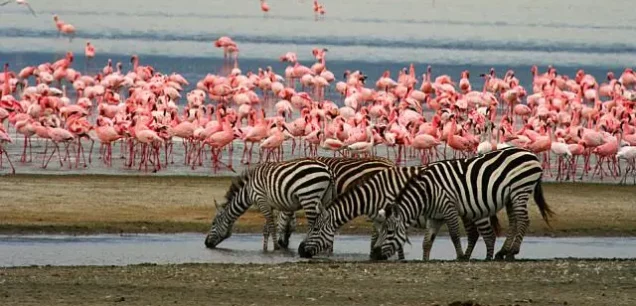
<box><xmin>457</xmin><ymin>255</ymin><xmax>470</xmax><ymax>262</ymax></box>
<box><xmin>369</xmin><ymin>247</ymin><xmax>388</xmax><ymax>261</ymax></box>
<box><xmin>277</xmin><ymin>238</ymin><xmax>289</xmax><ymax>249</ymax></box>
<box><xmin>494</xmin><ymin>251</ymin><xmax>506</xmax><ymax>261</ymax></box>
<box><xmin>505</xmin><ymin>253</ymin><xmax>516</xmax><ymax>261</ymax></box>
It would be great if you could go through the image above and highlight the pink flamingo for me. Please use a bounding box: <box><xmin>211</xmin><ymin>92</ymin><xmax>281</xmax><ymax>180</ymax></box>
<box><xmin>53</xmin><ymin>15</ymin><xmax>75</xmax><ymax>41</ymax></box>
<box><xmin>447</xmin><ymin>116</ymin><xmax>473</xmax><ymax>158</ymax></box>
<box><xmin>412</xmin><ymin>133</ymin><xmax>441</xmax><ymax>165</ymax></box>
<box><xmin>260</xmin><ymin>0</ymin><xmax>270</xmax><ymax>15</ymax></box>
<box><xmin>84</xmin><ymin>42</ymin><xmax>95</xmax><ymax>59</ymax></box>
<box><xmin>95</xmin><ymin>117</ymin><xmax>123</xmax><ymax>167</ymax></box>
<box><xmin>43</xmin><ymin>126</ymin><xmax>75</xmax><ymax>169</ymax></box>
<box><xmin>592</xmin><ymin>133</ymin><xmax>619</xmax><ymax>180</ymax></box>
<box><xmin>239</xmin><ymin>114</ymin><xmax>269</xmax><ymax>164</ymax></box>
<box><xmin>617</xmin><ymin>146</ymin><xmax>636</xmax><ymax>184</ymax></box>
<box><xmin>135</xmin><ymin>128</ymin><xmax>164</xmax><ymax>172</ymax></box>
<box><xmin>205</xmin><ymin>120</ymin><xmax>236</xmax><ymax>173</ymax></box>
<box><xmin>14</xmin><ymin>118</ymin><xmax>35</xmax><ymax>163</ymax></box>
<box><xmin>260</xmin><ymin>121</ymin><xmax>287</xmax><ymax>162</ymax></box>
<box><xmin>0</xmin><ymin>126</ymin><xmax>15</xmax><ymax>174</ymax></box>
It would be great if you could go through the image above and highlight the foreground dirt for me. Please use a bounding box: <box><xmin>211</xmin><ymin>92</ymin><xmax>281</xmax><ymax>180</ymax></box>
<box><xmin>0</xmin><ymin>174</ymin><xmax>635</xmax><ymax>236</ymax></box>
<box><xmin>1</xmin><ymin>259</ymin><xmax>634</xmax><ymax>306</ymax></box>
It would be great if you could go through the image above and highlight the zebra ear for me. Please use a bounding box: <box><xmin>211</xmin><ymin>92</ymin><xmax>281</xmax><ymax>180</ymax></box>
<box><xmin>383</xmin><ymin>204</ymin><xmax>394</xmax><ymax>218</ymax></box>
<box><xmin>376</xmin><ymin>209</ymin><xmax>386</xmax><ymax>222</ymax></box>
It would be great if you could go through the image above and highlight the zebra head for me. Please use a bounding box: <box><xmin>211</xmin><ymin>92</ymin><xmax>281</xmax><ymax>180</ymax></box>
<box><xmin>298</xmin><ymin>208</ymin><xmax>335</xmax><ymax>258</ymax></box>
<box><xmin>370</xmin><ymin>204</ymin><xmax>409</xmax><ymax>260</ymax></box>
<box><xmin>204</xmin><ymin>199</ymin><xmax>233</xmax><ymax>248</ymax></box>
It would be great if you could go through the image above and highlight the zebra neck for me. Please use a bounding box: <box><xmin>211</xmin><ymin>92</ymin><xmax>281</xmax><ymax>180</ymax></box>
<box><xmin>327</xmin><ymin>184</ymin><xmax>382</xmax><ymax>229</ymax></box>
<box><xmin>225</xmin><ymin>190</ymin><xmax>251</xmax><ymax>222</ymax></box>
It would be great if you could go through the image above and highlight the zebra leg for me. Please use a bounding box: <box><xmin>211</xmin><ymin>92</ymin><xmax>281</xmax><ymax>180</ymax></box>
<box><xmin>422</xmin><ymin>219</ymin><xmax>443</xmax><ymax>261</ymax></box>
<box><xmin>369</xmin><ymin>226</ymin><xmax>378</xmax><ymax>256</ymax></box>
<box><xmin>507</xmin><ymin>200</ymin><xmax>531</xmax><ymax>261</ymax></box>
<box><xmin>495</xmin><ymin>205</ymin><xmax>517</xmax><ymax>260</ymax></box>
<box><xmin>443</xmin><ymin>211</ymin><xmax>466</xmax><ymax>261</ymax></box>
<box><xmin>463</xmin><ymin>218</ymin><xmax>480</xmax><ymax>260</ymax></box>
<box><xmin>475</xmin><ymin>218</ymin><xmax>497</xmax><ymax>261</ymax></box>
<box><xmin>257</xmin><ymin>204</ymin><xmax>279</xmax><ymax>251</ymax></box>
<box><xmin>276</xmin><ymin>211</ymin><xmax>296</xmax><ymax>249</ymax></box>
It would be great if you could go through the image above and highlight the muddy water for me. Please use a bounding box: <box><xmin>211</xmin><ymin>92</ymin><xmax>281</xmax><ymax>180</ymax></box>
<box><xmin>0</xmin><ymin>234</ymin><xmax>634</xmax><ymax>267</ymax></box>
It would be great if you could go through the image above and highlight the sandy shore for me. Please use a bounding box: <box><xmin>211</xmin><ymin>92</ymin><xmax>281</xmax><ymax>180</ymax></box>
<box><xmin>0</xmin><ymin>174</ymin><xmax>634</xmax><ymax>236</ymax></box>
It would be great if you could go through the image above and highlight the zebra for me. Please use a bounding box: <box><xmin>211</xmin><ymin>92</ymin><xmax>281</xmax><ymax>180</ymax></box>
<box><xmin>204</xmin><ymin>158</ymin><xmax>335</xmax><ymax>251</ymax></box>
<box><xmin>297</xmin><ymin>166</ymin><xmax>426</xmax><ymax>259</ymax></box>
<box><xmin>275</xmin><ymin>156</ymin><xmax>395</xmax><ymax>249</ymax></box>
<box><xmin>296</xmin><ymin>162</ymin><xmax>503</xmax><ymax>260</ymax></box>
<box><xmin>370</xmin><ymin>147</ymin><xmax>554</xmax><ymax>261</ymax></box>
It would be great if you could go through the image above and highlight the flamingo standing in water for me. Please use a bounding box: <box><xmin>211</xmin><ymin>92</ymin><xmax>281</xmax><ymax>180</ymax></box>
<box><xmin>260</xmin><ymin>0</ymin><xmax>270</xmax><ymax>16</ymax></box>
<box><xmin>313</xmin><ymin>0</ymin><xmax>325</xmax><ymax>19</ymax></box>
<box><xmin>260</xmin><ymin>121</ymin><xmax>288</xmax><ymax>162</ymax></box>
<box><xmin>84</xmin><ymin>42</ymin><xmax>95</xmax><ymax>72</ymax></box>
<box><xmin>0</xmin><ymin>126</ymin><xmax>15</xmax><ymax>174</ymax></box>
<box><xmin>53</xmin><ymin>15</ymin><xmax>76</xmax><ymax>42</ymax></box>
<box><xmin>43</xmin><ymin>126</ymin><xmax>75</xmax><ymax>169</ymax></box>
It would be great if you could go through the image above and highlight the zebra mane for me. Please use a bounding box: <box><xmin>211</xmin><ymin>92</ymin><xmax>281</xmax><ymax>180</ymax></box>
<box><xmin>391</xmin><ymin>169</ymin><xmax>427</xmax><ymax>217</ymax></box>
<box><xmin>224</xmin><ymin>169</ymin><xmax>252</xmax><ymax>205</ymax></box>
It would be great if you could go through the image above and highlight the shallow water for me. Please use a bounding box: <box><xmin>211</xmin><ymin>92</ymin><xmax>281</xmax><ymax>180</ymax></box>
<box><xmin>0</xmin><ymin>233</ymin><xmax>633</xmax><ymax>267</ymax></box>
<box><xmin>1</xmin><ymin>0</ymin><xmax>633</xmax><ymax>91</ymax></box>
<box><xmin>1</xmin><ymin>0</ymin><xmax>635</xmax><ymax>65</ymax></box>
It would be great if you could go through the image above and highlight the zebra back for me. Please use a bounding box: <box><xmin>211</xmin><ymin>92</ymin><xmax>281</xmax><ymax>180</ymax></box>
<box><xmin>310</xmin><ymin>156</ymin><xmax>395</xmax><ymax>193</ymax></box>
<box><xmin>319</xmin><ymin>166</ymin><xmax>421</xmax><ymax>233</ymax></box>
<box><xmin>248</xmin><ymin>158</ymin><xmax>335</xmax><ymax>207</ymax></box>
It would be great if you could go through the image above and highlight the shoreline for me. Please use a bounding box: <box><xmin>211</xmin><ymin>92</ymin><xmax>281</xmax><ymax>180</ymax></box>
<box><xmin>0</xmin><ymin>174</ymin><xmax>634</xmax><ymax>237</ymax></box>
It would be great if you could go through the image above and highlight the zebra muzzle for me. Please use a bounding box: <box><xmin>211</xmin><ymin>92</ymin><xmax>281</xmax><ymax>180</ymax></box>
<box><xmin>370</xmin><ymin>247</ymin><xmax>389</xmax><ymax>261</ymax></box>
<box><xmin>297</xmin><ymin>241</ymin><xmax>313</xmax><ymax>258</ymax></box>
<box><xmin>204</xmin><ymin>235</ymin><xmax>218</xmax><ymax>249</ymax></box>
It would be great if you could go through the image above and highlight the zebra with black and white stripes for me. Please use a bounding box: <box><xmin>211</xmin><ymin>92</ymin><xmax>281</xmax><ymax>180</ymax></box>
<box><xmin>276</xmin><ymin>156</ymin><xmax>395</xmax><ymax>248</ymax></box>
<box><xmin>371</xmin><ymin>147</ymin><xmax>554</xmax><ymax>261</ymax></box>
<box><xmin>297</xmin><ymin>166</ymin><xmax>427</xmax><ymax>259</ymax></box>
<box><xmin>204</xmin><ymin>158</ymin><xmax>335</xmax><ymax>251</ymax></box>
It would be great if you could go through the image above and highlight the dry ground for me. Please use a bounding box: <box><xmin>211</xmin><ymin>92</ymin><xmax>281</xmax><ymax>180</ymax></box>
<box><xmin>1</xmin><ymin>259</ymin><xmax>634</xmax><ymax>306</ymax></box>
<box><xmin>0</xmin><ymin>174</ymin><xmax>635</xmax><ymax>236</ymax></box>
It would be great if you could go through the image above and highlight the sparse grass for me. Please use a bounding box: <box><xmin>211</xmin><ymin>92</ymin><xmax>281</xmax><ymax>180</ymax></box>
<box><xmin>1</xmin><ymin>259</ymin><xmax>634</xmax><ymax>306</ymax></box>
<box><xmin>0</xmin><ymin>175</ymin><xmax>634</xmax><ymax>236</ymax></box>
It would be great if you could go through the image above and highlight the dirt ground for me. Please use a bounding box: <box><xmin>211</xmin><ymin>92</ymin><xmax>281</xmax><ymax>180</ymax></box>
<box><xmin>1</xmin><ymin>259</ymin><xmax>634</xmax><ymax>306</ymax></box>
<box><xmin>0</xmin><ymin>174</ymin><xmax>635</xmax><ymax>236</ymax></box>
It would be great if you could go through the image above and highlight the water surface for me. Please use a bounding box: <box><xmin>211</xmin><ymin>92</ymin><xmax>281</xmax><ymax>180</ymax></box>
<box><xmin>0</xmin><ymin>233</ymin><xmax>633</xmax><ymax>267</ymax></box>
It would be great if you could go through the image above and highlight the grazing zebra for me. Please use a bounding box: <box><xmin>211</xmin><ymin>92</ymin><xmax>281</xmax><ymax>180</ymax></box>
<box><xmin>297</xmin><ymin>166</ymin><xmax>425</xmax><ymax>259</ymax></box>
<box><xmin>371</xmin><ymin>147</ymin><xmax>554</xmax><ymax>261</ymax></box>
<box><xmin>204</xmin><ymin>158</ymin><xmax>335</xmax><ymax>251</ymax></box>
<box><xmin>276</xmin><ymin>156</ymin><xmax>395</xmax><ymax>248</ymax></box>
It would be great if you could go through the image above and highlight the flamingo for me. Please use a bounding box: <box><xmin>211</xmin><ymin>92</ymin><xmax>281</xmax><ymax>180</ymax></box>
<box><xmin>260</xmin><ymin>0</ymin><xmax>270</xmax><ymax>15</ymax></box>
<box><xmin>0</xmin><ymin>126</ymin><xmax>15</xmax><ymax>174</ymax></box>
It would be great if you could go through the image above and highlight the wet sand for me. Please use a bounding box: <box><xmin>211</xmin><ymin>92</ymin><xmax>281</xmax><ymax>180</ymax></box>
<box><xmin>0</xmin><ymin>174</ymin><xmax>634</xmax><ymax>236</ymax></box>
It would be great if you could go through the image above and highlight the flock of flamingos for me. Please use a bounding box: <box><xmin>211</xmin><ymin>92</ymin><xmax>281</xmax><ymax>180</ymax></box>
<box><xmin>0</xmin><ymin>11</ymin><xmax>636</xmax><ymax>183</ymax></box>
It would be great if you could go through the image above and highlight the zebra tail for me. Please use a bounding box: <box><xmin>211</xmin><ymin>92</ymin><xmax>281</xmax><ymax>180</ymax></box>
<box><xmin>533</xmin><ymin>181</ymin><xmax>555</xmax><ymax>227</ymax></box>
<box><xmin>490</xmin><ymin>215</ymin><xmax>502</xmax><ymax>237</ymax></box>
